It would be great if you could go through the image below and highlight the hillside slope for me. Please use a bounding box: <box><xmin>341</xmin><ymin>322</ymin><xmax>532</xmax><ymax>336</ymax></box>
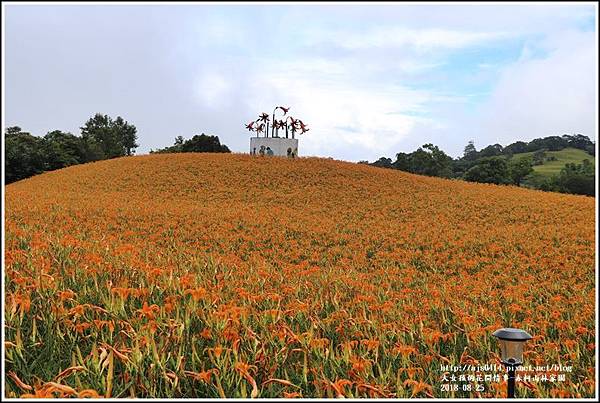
<box><xmin>513</xmin><ymin>147</ymin><xmax>595</xmax><ymax>176</ymax></box>
<box><xmin>4</xmin><ymin>153</ymin><xmax>596</xmax><ymax>398</ymax></box>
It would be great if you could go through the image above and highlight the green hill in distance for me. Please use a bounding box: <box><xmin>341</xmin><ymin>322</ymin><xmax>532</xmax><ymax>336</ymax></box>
<box><xmin>512</xmin><ymin>147</ymin><xmax>595</xmax><ymax>177</ymax></box>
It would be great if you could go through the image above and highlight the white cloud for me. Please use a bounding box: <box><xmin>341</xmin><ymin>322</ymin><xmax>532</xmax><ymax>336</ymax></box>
<box><xmin>304</xmin><ymin>26</ymin><xmax>511</xmax><ymax>53</ymax></box>
<box><xmin>240</xmin><ymin>59</ymin><xmax>442</xmax><ymax>161</ymax></box>
<box><xmin>4</xmin><ymin>4</ymin><xmax>596</xmax><ymax>159</ymax></box>
<box><xmin>472</xmin><ymin>29</ymin><xmax>597</xmax><ymax>145</ymax></box>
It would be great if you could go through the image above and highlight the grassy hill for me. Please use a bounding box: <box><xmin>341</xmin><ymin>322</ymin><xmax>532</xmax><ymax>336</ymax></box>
<box><xmin>4</xmin><ymin>154</ymin><xmax>595</xmax><ymax>398</ymax></box>
<box><xmin>512</xmin><ymin>147</ymin><xmax>595</xmax><ymax>176</ymax></box>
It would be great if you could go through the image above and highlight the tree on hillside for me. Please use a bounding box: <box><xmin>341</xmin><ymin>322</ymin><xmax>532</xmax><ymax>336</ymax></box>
<box><xmin>503</xmin><ymin>141</ymin><xmax>528</xmax><ymax>156</ymax></box>
<box><xmin>532</xmin><ymin>150</ymin><xmax>546</xmax><ymax>166</ymax></box>
<box><xmin>6</xmin><ymin>126</ymin><xmax>23</xmax><ymax>136</ymax></box>
<box><xmin>372</xmin><ymin>157</ymin><xmax>393</xmax><ymax>169</ymax></box>
<box><xmin>503</xmin><ymin>135</ymin><xmax>595</xmax><ymax>156</ymax></box>
<box><xmin>450</xmin><ymin>158</ymin><xmax>474</xmax><ymax>179</ymax></box>
<box><xmin>508</xmin><ymin>156</ymin><xmax>534</xmax><ymax>186</ymax></box>
<box><xmin>546</xmin><ymin>159</ymin><xmax>595</xmax><ymax>196</ymax></box>
<box><xmin>42</xmin><ymin>130</ymin><xmax>87</xmax><ymax>171</ymax></box>
<box><xmin>411</xmin><ymin>143</ymin><xmax>453</xmax><ymax>178</ymax></box>
<box><xmin>463</xmin><ymin>140</ymin><xmax>478</xmax><ymax>160</ymax></box>
<box><xmin>392</xmin><ymin>152</ymin><xmax>411</xmax><ymax>171</ymax></box>
<box><xmin>5</xmin><ymin>127</ymin><xmax>47</xmax><ymax>183</ymax></box>
<box><xmin>181</xmin><ymin>134</ymin><xmax>230</xmax><ymax>153</ymax></box>
<box><xmin>478</xmin><ymin>144</ymin><xmax>504</xmax><ymax>158</ymax></box>
<box><xmin>80</xmin><ymin>113</ymin><xmax>138</xmax><ymax>159</ymax></box>
<box><xmin>382</xmin><ymin>144</ymin><xmax>453</xmax><ymax>177</ymax></box>
<box><xmin>464</xmin><ymin>156</ymin><xmax>511</xmax><ymax>185</ymax></box>
<box><xmin>151</xmin><ymin>134</ymin><xmax>231</xmax><ymax>154</ymax></box>
<box><xmin>79</xmin><ymin>135</ymin><xmax>105</xmax><ymax>162</ymax></box>
<box><xmin>81</xmin><ymin>114</ymin><xmax>117</xmax><ymax>158</ymax></box>
<box><xmin>114</xmin><ymin>116</ymin><xmax>139</xmax><ymax>156</ymax></box>
<box><xmin>562</xmin><ymin>134</ymin><xmax>596</xmax><ymax>155</ymax></box>
<box><xmin>526</xmin><ymin>136</ymin><xmax>568</xmax><ymax>152</ymax></box>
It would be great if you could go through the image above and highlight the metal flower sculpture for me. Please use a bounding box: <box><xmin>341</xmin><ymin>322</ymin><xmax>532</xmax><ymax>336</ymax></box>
<box><xmin>283</xmin><ymin>118</ymin><xmax>291</xmax><ymax>139</ymax></box>
<box><xmin>278</xmin><ymin>120</ymin><xmax>286</xmax><ymax>138</ymax></box>
<box><xmin>258</xmin><ymin>113</ymin><xmax>270</xmax><ymax>138</ymax></box>
<box><xmin>245</xmin><ymin>107</ymin><xmax>308</xmax><ymax>140</ymax></box>
<box><xmin>256</xmin><ymin>123</ymin><xmax>265</xmax><ymax>137</ymax></box>
<box><xmin>298</xmin><ymin>119</ymin><xmax>310</xmax><ymax>135</ymax></box>
<box><xmin>272</xmin><ymin>120</ymin><xmax>282</xmax><ymax>138</ymax></box>
<box><xmin>288</xmin><ymin>117</ymin><xmax>299</xmax><ymax>139</ymax></box>
<box><xmin>271</xmin><ymin>107</ymin><xmax>287</xmax><ymax>137</ymax></box>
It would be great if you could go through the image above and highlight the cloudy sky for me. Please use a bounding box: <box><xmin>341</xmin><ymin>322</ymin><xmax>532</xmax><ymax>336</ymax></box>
<box><xmin>3</xmin><ymin>2</ymin><xmax>598</xmax><ymax>161</ymax></box>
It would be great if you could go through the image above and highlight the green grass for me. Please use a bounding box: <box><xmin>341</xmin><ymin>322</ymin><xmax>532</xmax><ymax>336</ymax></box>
<box><xmin>512</xmin><ymin>147</ymin><xmax>595</xmax><ymax>177</ymax></box>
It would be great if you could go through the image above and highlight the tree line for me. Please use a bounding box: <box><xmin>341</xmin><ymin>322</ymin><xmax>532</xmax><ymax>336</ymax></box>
<box><xmin>5</xmin><ymin>114</ymin><xmax>231</xmax><ymax>184</ymax></box>
<box><xmin>365</xmin><ymin>134</ymin><xmax>595</xmax><ymax>196</ymax></box>
<box><xmin>150</xmin><ymin>134</ymin><xmax>230</xmax><ymax>154</ymax></box>
<box><xmin>5</xmin><ymin>113</ymin><xmax>139</xmax><ymax>184</ymax></box>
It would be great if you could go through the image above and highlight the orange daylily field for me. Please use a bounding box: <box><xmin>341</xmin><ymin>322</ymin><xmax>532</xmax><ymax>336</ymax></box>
<box><xmin>4</xmin><ymin>153</ymin><xmax>596</xmax><ymax>398</ymax></box>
